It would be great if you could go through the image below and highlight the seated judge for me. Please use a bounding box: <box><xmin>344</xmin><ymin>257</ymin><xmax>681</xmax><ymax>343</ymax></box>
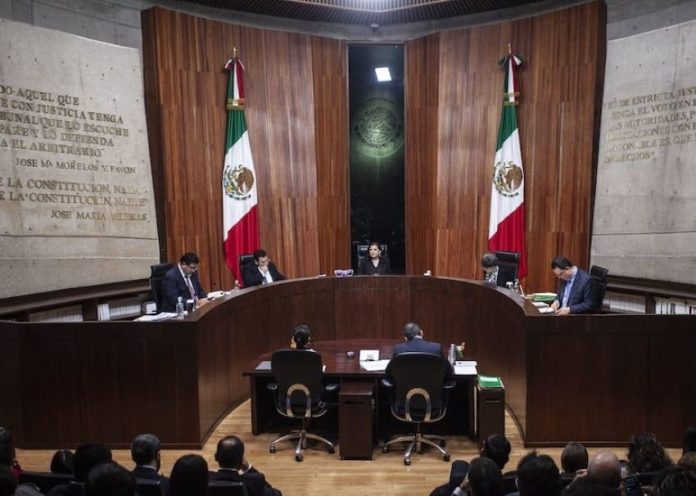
<box><xmin>242</xmin><ymin>249</ymin><xmax>286</xmax><ymax>287</ymax></box>
<box><xmin>356</xmin><ymin>242</ymin><xmax>390</xmax><ymax>275</ymax></box>
<box><xmin>481</xmin><ymin>252</ymin><xmax>499</xmax><ymax>284</ymax></box>
<box><xmin>161</xmin><ymin>252</ymin><xmax>208</xmax><ymax>312</ymax></box>
<box><xmin>550</xmin><ymin>256</ymin><xmax>594</xmax><ymax>315</ymax></box>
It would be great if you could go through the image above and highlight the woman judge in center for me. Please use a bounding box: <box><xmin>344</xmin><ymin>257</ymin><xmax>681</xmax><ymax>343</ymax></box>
<box><xmin>356</xmin><ymin>242</ymin><xmax>390</xmax><ymax>275</ymax></box>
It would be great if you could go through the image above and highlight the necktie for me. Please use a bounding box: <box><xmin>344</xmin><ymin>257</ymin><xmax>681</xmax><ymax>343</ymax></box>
<box><xmin>185</xmin><ymin>276</ymin><xmax>196</xmax><ymax>300</ymax></box>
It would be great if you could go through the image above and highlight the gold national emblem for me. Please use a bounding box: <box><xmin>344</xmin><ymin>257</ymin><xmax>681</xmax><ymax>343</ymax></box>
<box><xmin>493</xmin><ymin>161</ymin><xmax>523</xmax><ymax>197</ymax></box>
<box><xmin>223</xmin><ymin>164</ymin><xmax>254</xmax><ymax>200</ymax></box>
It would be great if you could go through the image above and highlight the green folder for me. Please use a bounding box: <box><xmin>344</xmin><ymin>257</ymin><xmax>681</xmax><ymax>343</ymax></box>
<box><xmin>532</xmin><ymin>292</ymin><xmax>557</xmax><ymax>303</ymax></box>
<box><xmin>478</xmin><ymin>375</ymin><xmax>504</xmax><ymax>388</ymax></box>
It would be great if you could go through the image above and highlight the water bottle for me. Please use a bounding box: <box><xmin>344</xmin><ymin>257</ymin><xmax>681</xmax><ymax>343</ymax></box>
<box><xmin>448</xmin><ymin>344</ymin><xmax>456</xmax><ymax>366</ymax></box>
<box><xmin>513</xmin><ymin>279</ymin><xmax>520</xmax><ymax>294</ymax></box>
<box><xmin>175</xmin><ymin>296</ymin><xmax>185</xmax><ymax>318</ymax></box>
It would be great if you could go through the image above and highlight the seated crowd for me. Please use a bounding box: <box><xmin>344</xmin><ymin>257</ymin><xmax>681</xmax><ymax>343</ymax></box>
<box><xmin>431</xmin><ymin>429</ymin><xmax>696</xmax><ymax>496</ymax></box>
<box><xmin>0</xmin><ymin>428</ymin><xmax>281</xmax><ymax>496</ymax></box>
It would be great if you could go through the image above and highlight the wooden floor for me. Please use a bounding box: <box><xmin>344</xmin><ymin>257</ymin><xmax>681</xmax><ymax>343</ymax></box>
<box><xmin>16</xmin><ymin>401</ymin><xmax>682</xmax><ymax>496</ymax></box>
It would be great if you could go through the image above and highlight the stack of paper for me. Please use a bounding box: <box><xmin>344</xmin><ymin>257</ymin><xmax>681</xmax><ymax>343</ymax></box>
<box><xmin>135</xmin><ymin>312</ymin><xmax>177</xmax><ymax>322</ymax></box>
<box><xmin>478</xmin><ymin>375</ymin><xmax>504</xmax><ymax>388</ymax></box>
<box><xmin>454</xmin><ymin>360</ymin><xmax>477</xmax><ymax>375</ymax></box>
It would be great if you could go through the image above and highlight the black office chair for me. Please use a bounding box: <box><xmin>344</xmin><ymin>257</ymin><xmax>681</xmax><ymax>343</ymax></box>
<box><xmin>239</xmin><ymin>253</ymin><xmax>255</xmax><ymax>287</ymax></box>
<box><xmin>590</xmin><ymin>265</ymin><xmax>609</xmax><ymax>312</ymax></box>
<box><xmin>382</xmin><ymin>352</ymin><xmax>456</xmax><ymax>465</ymax></box>
<box><xmin>267</xmin><ymin>349</ymin><xmax>338</xmax><ymax>461</ymax></box>
<box><xmin>494</xmin><ymin>251</ymin><xmax>520</xmax><ymax>287</ymax></box>
<box><xmin>207</xmin><ymin>480</ymin><xmax>248</xmax><ymax>496</ymax></box>
<box><xmin>18</xmin><ymin>471</ymin><xmax>74</xmax><ymax>494</ymax></box>
<box><xmin>150</xmin><ymin>262</ymin><xmax>174</xmax><ymax>312</ymax></box>
<box><xmin>135</xmin><ymin>478</ymin><xmax>165</xmax><ymax>496</ymax></box>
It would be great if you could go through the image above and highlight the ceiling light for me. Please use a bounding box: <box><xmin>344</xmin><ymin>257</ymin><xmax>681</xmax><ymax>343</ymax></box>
<box><xmin>375</xmin><ymin>67</ymin><xmax>391</xmax><ymax>82</ymax></box>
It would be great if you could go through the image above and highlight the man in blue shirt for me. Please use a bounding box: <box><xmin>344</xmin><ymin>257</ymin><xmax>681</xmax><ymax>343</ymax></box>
<box><xmin>550</xmin><ymin>256</ymin><xmax>594</xmax><ymax>315</ymax></box>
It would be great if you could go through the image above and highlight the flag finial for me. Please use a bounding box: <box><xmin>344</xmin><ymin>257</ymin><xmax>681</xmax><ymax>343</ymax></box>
<box><xmin>507</xmin><ymin>43</ymin><xmax>512</xmax><ymax>55</ymax></box>
<box><xmin>233</xmin><ymin>46</ymin><xmax>237</xmax><ymax>58</ymax></box>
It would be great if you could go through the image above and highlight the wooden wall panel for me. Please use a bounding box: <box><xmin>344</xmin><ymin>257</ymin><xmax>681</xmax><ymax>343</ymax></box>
<box><xmin>406</xmin><ymin>1</ymin><xmax>605</xmax><ymax>293</ymax></box>
<box><xmin>142</xmin><ymin>8</ymin><xmax>346</xmax><ymax>291</ymax></box>
<box><xmin>143</xmin><ymin>2</ymin><xmax>604</xmax><ymax>296</ymax></box>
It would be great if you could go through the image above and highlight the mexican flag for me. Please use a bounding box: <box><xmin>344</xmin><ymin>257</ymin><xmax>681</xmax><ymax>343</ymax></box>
<box><xmin>223</xmin><ymin>56</ymin><xmax>259</xmax><ymax>284</ymax></box>
<box><xmin>488</xmin><ymin>51</ymin><xmax>527</xmax><ymax>279</ymax></box>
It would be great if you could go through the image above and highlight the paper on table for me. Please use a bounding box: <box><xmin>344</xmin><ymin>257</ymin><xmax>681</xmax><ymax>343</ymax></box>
<box><xmin>360</xmin><ymin>359</ymin><xmax>390</xmax><ymax>371</ymax></box>
<box><xmin>359</xmin><ymin>349</ymin><xmax>379</xmax><ymax>361</ymax></box>
<box><xmin>135</xmin><ymin>312</ymin><xmax>177</xmax><ymax>322</ymax></box>
<box><xmin>454</xmin><ymin>360</ymin><xmax>477</xmax><ymax>376</ymax></box>
<box><xmin>537</xmin><ymin>306</ymin><xmax>555</xmax><ymax>314</ymax></box>
<box><xmin>256</xmin><ymin>361</ymin><xmax>325</xmax><ymax>372</ymax></box>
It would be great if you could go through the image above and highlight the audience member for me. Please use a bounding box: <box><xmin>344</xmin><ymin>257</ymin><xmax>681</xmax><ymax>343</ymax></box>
<box><xmin>678</xmin><ymin>452</ymin><xmax>696</xmax><ymax>472</ymax></box>
<box><xmin>0</xmin><ymin>466</ymin><xmax>17</xmax><ymax>496</ymax></box>
<box><xmin>0</xmin><ymin>427</ymin><xmax>20</xmax><ymax>479</ymax></box>
<box><xmin>515</xmin><ymin>452</ymin><xmax>561</xmax><ymax>496</ymax></box>
<box><xmin>627</xmin><ymin>432</ymin><xmax>673</xmax><ymax>475</ymax></box>
<box><xmin>653</xmin><ymin>465</ymin><xmax>696</xmax><ymax>496</ymax></box>
<box><xmin>563</xmin><ymin>477</ymin><xmax>620</xmax><ymax>496</ymax></box>
<box><xmin>169</xmin><ymin>454</ymin><xmax>208</xmax><ymax>496</ymax></box>
<box><xmin>561</xmin><ymin>442</ymin><xmax>589</xmax><ymax>476</ymax></box>
<box><xmin>51</xmin><ymin>450</ymin><xmax>74</xmax><ymax>475</ymax></box>
<box><xmin>481</xmin><ymin>434</ymin><xmax>512</xmax><ymax>472</ymax></box>
<box><xmin>453</xmin><ymin>457</ymin><xmax>504</xmax><ymax>496</ymax></box>
<box><xmin>289</xmin><ymin>324</ymin><xmax>312</xmax><ymax>350</ymax></box>
<box><xmin>588</xmin><ymin>451</ymin><xmax>622</xmax><ymax>490</ymax></box>
<box><xmin>481</xmin><ymin>253</ymin><xmax>499</xmax><ymax>284</ymax></box>
<box><xmin>130</xmin><ymin>433</ymin><xmax>169</xmax><ymax>494</ymax></box>
<box><xmin>242</xmin><ymin>249</ymin><xmax>286</xmax><ymax>287</ymax></box>
<box><xmin>85</xmin><ymin>463</ymin><xmax>135</xmax><ymax>496</ymax></box>
<box><xmin>47</xmin><ymin>443</ymin><xmax>112</xmax><ymax>496</ymax></box>
<box><xmin>211</xmin><ymin>435</ymin><xmax>282</xmax><ymax>496</ymax></box>
<box><xmin>549</xmin><ymin>256</ymin><xmax>594</xmax><ymax>315</ymax></box>
<box><xmin>682</xmin><ymin>426</ymin><xmax>696</xmax><ymax>455</ymax></box>
<box><xmin>356</xmin><ymin>242</ymin><xmax>390</xmax><ymax>275</ymax></box>
<box><xmin>430</xmin><ymin>460</ymin><xmax>469</xmax><ymax>496</ymax></box>
<box><xmin>161</xmin><ymin>252</ymin><xmax>209</xmax><ymax>312</ymax></box>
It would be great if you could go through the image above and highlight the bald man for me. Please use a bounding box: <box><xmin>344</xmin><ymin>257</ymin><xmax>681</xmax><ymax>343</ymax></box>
<box><xmin>588</xmin><ymin>451</ymin><xmax>622</xmax><ymax>490</ymax></box>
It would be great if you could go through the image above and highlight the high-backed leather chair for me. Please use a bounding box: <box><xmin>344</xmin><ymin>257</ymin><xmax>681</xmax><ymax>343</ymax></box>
<box><xmin>590</xmin><ymin>265</ymin><xmax>609</xmax><ymax>312</ymax></box>
<box><xmin>207</xmin><ymin>480</ymin><xmax>248</xmax><ymax>496</ymax></box>
<box><xmin>382</xmin><ymin>352</ymin><xmax>455</xmax><ymax>465</ymax></box>
<box><xmin>239</xmin><ymin>254</ymin><xmax>255</xmax><ymax>287</ymax></box>
<box><xmin>149</xmin><ymin>263</ymin><xmax>174</xmax><ymax>312</ymax></box>
<box><xmin>267</xmin><ymin>349</ymin><xmax>338</xmax><ymax>461</ymax></box>
<box><xmin>494</xmin><ymin>251</ymin><xmax>520</xmax><ymax>287</ymax></box>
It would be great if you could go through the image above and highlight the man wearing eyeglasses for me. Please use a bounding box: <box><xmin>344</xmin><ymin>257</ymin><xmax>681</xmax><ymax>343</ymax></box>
<box><xmin>550</xmin><ymin>256</ymin><xmax>594</xmax><ymax>315</ymax></box>
<box><xmin>241</xmin><ymin>249</ymin><xmax>286</xmax><ymax>287</ymax></box>
<box><xmin>161</xmin><ymin>252</ymin><xmax>209</xmax><ymax>312</ymax></box>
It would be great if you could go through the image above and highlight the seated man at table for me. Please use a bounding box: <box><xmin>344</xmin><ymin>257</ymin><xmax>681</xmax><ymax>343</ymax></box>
<box><xmin>210</xmin><ymin>435</ymin><xmax>282</xmax><ymax>496</ymax></box>
<box><xmin>161</xmin><ymin>252</ymin><xmax>209</xmax><ymax>312</ymax></box>
<box><xmin>549</xmin><ymin>256</ymin><xmax>594</xmax><ymax>316</ymax></box>
<box><xmin>481</xmin><ymin>252</ymin><xmax>499</xmax><ymax>284</ymax></box>
<box><xmin>242</xmin><ymin>249</ymin><xmax>286</xmax><ymax>287</ymax></box>
<box><xmin>393</xmin><ymin>322</ymin><xmax>442</xmax><ymax>356</ymax></box>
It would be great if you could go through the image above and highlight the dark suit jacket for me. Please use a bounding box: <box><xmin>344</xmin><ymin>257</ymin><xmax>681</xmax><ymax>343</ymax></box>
<box><xmin>393</xmin><ymin>337</ymin><xmax>443</xmax><ymax>357</ymax></box>
<box><xmin>133</xmin><ymin>465</ymin><xmax>169</xmax><ymax>495</ymax></box>
<box><xmin>241</xmin><ymin>262</ymin><xmax>286</xmax><ymax>288</ymax></box>
<box><xmin>210</xmin><ymin>468</ymin><xmax>282</xmax><ymax>496</ymax></box>
<box><xmin>161</xmin><ymin>265</ymin><xmax>207</xmax><ymax>312</ymax></box>
<box><xmin>356</xmin><ymin>257</ymin><xmax>390</xmax><ymax>275</ymax></box>
<box><xmin>556</xmin><ymin>268</ymin><xmax>594</xmax><ymax>314</ymax></box>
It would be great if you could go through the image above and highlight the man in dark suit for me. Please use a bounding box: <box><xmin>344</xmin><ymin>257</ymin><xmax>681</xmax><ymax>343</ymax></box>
<box><xmin>210</xmin><ymin>436</ymin><xmax>281</xmax><ymax>496</ymax></box>
<box><xmin>161</xmin><ymin>252</ymin><xmax>208</xmax><ymax>312</ymax></box>
<box><xmin>241</xmin><ymin>249</ymin><xmax>286</xmax><ymax>288</ymax></box>
<box><xmin>393</xmin><ymin>322</ymin><xmax>443</xmax><ymax>357</ymax></box>
<box><xmin>550</xmin><ymin>256</ymin><xmax>594</xmax><ymax>315</ymax></box>
<box><xmin>130</xmin><ymin>433</ymin><xmax>169</xmax><ymax>495</ymax></box>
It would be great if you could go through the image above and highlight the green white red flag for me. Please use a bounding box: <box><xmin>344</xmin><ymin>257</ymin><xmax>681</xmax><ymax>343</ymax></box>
<box><xmin>488</xmin><ymin>50</ymin><xmax>527</xmax><ymax>278</ymax></box>
<box><xmin>223</xmin><ymin>56</ymin><xmax>259</xmax><ymax>284</ymax></box>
